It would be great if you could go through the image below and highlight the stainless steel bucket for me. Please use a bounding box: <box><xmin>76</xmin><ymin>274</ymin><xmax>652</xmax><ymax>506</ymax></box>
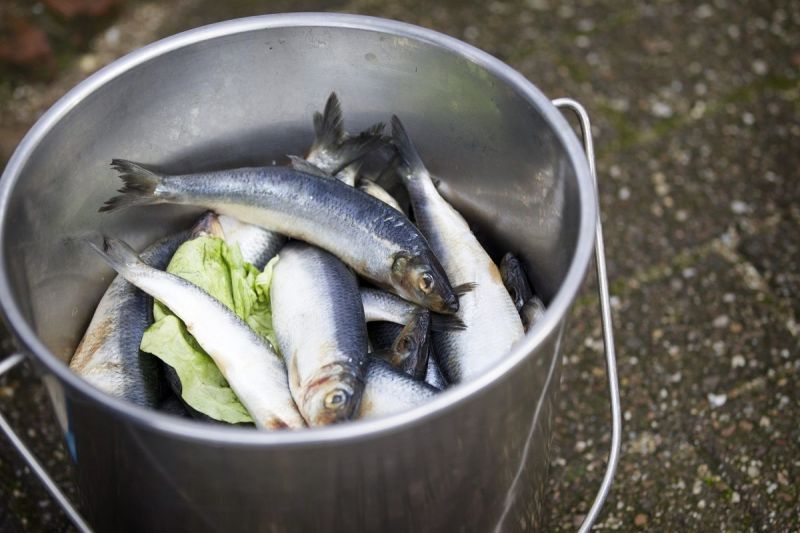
<box><xmin>0</xmin><ymin>14</ymin><xmax>620</xmax><ymax>533</ymax></box>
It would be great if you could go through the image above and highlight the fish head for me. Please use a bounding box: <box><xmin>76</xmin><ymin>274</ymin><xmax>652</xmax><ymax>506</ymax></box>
<box><xmin>302</xmin><ymin>363</ymin><xmax>363</xmax><ymax>426</ymax></box>
<box><xmin>391</xmin><ymin>252</ymin><xmax>459</xmax><ymax>314</ymax></box>
<box><xmin>393</xmin><ymin>310</ymin><xmax>431</xmax><ymax>363</ymax></box>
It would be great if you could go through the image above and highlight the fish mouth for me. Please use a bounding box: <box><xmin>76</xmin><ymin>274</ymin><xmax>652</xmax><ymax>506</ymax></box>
<box><xmin>301</xmin><ymin>363</ymin><xmax>364</xmax><ymax>426</ymax></box>
<box><xmin>427</xmin><ymin>291</ymin><xmax>459</xmax><ymax>315</ymax></box>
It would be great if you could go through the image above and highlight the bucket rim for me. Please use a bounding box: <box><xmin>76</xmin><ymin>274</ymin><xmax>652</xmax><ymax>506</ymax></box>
<box><xmin>0</xmin><ymin>12</ymin><xmax>597</xmax><ymax>445</ymax></box>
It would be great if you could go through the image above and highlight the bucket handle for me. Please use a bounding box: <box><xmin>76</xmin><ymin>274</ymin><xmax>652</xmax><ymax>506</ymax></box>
<box><xmin>552</xmin><ymin>98</ymin><xmax>622</xmax><ymax>532</ymax></box>
<box><xmin>0</xmin><ymin>353</ymin><xmax>92</xmax><ymax>533</ymax></box>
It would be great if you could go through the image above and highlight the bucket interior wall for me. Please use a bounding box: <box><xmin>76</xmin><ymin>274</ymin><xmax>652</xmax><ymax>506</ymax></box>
<box><xmin>3</xmin><ymin>25</ymin><xmax>580</xmax><ymax>361</ymax></box>
<box><xmin>0</xmin><ymin>19</ymin><xmax>587</xmax><ymax>532</ymax></box>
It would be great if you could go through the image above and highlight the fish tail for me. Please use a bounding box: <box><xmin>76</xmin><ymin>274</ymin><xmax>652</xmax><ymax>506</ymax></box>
<box><xmin>312</xmin><ymin>92</ymin><xmax>386</xmax><ymax>174</ymax></box>
<box><xmin>100</xmin><ymin>159</ymin><xmax>164</xmax><ymax>212</ymax></box>
<box><xmin>313</xmin><ymin>92</ymin><xmax>346</xmax><ymax>151</ymax></box>
<box><xmin>390</xmin><ymin>115</ymin><xmax>428</xmax><ymax>180</ymax></box>
<box><xmin>86</xmin><ymin>235</ymin><xmax>144</xmax><ymax>274</ymax></box>
<box><xmin>430</xmin><ymin>313</ymin><xmax>467</xmax><ymax>332</ymax></box>
<box><xmin>288</xmin><ymin>155</ymin><xmax>332</xmax><ymax>178</ymax></box>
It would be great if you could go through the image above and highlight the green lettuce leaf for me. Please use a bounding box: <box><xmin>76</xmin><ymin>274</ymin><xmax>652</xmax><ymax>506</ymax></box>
<box><xmin>140</xmin><ymin>235</ymin><xmax>280</xmax><ymax>424</ymax></box>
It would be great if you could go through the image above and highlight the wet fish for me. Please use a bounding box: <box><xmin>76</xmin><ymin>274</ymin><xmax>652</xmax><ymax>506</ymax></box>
<box><xmin>392</xmin><ymin>116</ymin><xmax>524</xmax><ymax>383</ymax></box>
<box><xmin>270</xmin><ymin>242</ymin><xmax>367</xmax><ymax>426</ymax></box>
<box><xmin>499</xmin><ymin>252</ymin><xmax>534</xmax><ymax>313</ymax></box>
<box><xmin>216</xmin><ymin>214</ymin><xmax>285</xmax><ymax>270</ymax></box>
<box><xmin>305</xmin><ymin>92</ymin><xmax>386</xmax><ymax>185</ymax></box>
<box><xmin>357</xmin><ymin>177</ymin><xmax>403</xmax><ymax>213</ymax></box>
<box><xmin>87</xmin><ymin>236</ymin><xmax>304</xmax><ymax>430</ymax></box>
<box><xmin>357</xmin><ymin>357</ymin><xmax>439</xmax><ymax>419</ymax></box>
<box><xmin>424</xmin><ymin>350</ymin><xmax>448</xmax><ymax>390</ymax></box>
<box><xmin>372</xmin><ymin>309</ymin><xmax>431</xmax><ymax>380</ymax></box>
<box><xmin>101</xmin><ymin>160</ymin><xmax>459</xmax><ymax>314</ymax></box>
<box><xmin>360</xmin><ymin>287</ymin><xmax>464</xmax><ymax>330</ymax></box>
<box><xmin>69</xmin><ymin>231</ymin><xmax>188</xmax><ymax>407</ymax></box>
<box><xmin>521</xmin><ymin>296</ymin><xmax>546</xmax><ymax>333</ymax></box>
<box><xmin>367</xmin><ymin>321</ymin><xmax>401</xmax><ymax>352</ymax></box>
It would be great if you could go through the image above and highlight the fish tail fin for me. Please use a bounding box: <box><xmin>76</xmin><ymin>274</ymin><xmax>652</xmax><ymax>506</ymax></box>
<box><xmin>288</xmin><ymin>155</ymin><xmax>332</xmax><ymax>178</ymax></box>
<box><xmin>86</xmin><ymin>235</ymin><xmax>144</xmax><ymax>274</ymax></box>
<box><xmin>311</xmin><ymin>93</ymin><xmax>386</xmax><ymax>174</ymax></box>
<box><xmin>313</xmin><ymin>92</ymin><xmax>346</xmax><ymax>151</ymax></box>
<box><xmin>329</xmin><ymin>124</ymin><xmax>386</xmax><ymax>175</ymax></box>
<box><xmin>390</xmin><ymin>115</ymin><xmax>429</xmax><ymax>180</ymax></box>
<box><xmin>430</xmin><ymin>313</ymin><xmax>467</xmax><ymax>332</ymax></box>
<box><xmin>100</xmin><ymin>159</ymin><xmax>164</xmax><ymax>212</ymax></box>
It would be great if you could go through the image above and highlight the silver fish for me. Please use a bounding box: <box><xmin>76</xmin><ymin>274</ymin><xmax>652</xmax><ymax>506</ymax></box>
<box><xmin>305</xmin><ymin>92</ymin><xmax>386</xmax><ymax>186</ymax></box>
<box><xmin>357</xmin><ymin>177</ymin><xmax>403</xmax><ymax>213</ymax></box>
<box><xmin>392</xmin><ymin>116</ymin><xmax>524</xmax><ymax>383</ymax></box>
<box><xmin>270</xmin><ymin>242</ymin><xmax>367</xmax><ymax>426</ymax></box>
<box><xmin>424</xmin><ymin>350</ymin><xmax>448</xmax><ymax>390</ymax></box>
<box><xmin>360</xmin><ymin>287</ymin><xmax>464</xmax><ymax>330</ymax></box>
<box><xmin>69</xmin><ymin>232</ymin><xmax>188</xmax><ymax>407</ymax></box>
<box><xmin>157</xmin><ymin>212</ymin><xmax>283</xmax><ymax>419</ymax></box>
<box><xmin>87</xmin><ymin>236</ymin><xmax>304</xmax><ymax>430</ymax></box>
<box><xmin>372</xmin><ymin>309</ymin><xmax>431</xmax><ymax>380</ymax></box>
<box><xmin>216</xmin><ymin>214</ymin><xmax>285</xmax><ymax>270</ymax></box>
<box><xmin>521</xmin><ymin>296</ymin><xmax>546</xmax><ymax>333</ymax></box>
<box><xmin>499</xmin><ymin>252</ymin><xmax>534</xmax><ymax>313</ymax></box>
<box><xmin>100</xmin><ymin>160</ymin><xmax>459</xmax><ymax>314</ymax></box>
<box><xmin>357</xmin><ymin>357</ymin><xmax>439</xmax><ymax>419</ymax></box>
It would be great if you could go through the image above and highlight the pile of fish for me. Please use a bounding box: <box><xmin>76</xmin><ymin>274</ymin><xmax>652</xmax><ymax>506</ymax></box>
<box><xmin>69</xmin><ymin>93</ymin><xmax>545</xmax><ymax>430</ymax></box>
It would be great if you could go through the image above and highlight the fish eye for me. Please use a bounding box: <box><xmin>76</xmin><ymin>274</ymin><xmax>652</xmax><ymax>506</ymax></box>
<box><xmin>397</xmin><ymin>335</ymin><xmax>416</xmax><ymax>354</ymax></box>
<box><xmin>324</xmin><ymin>389</ymin><xmax>349</xmax><ymax>409</ymax></box>
<box><xmin>418</xmin><ymin>272</ymin><xmax>435</xmax><ymax>294</ymax></box>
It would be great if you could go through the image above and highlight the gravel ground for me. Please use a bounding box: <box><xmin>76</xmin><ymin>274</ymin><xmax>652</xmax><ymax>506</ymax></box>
<box><xmin>1</xmin><ymin>1</ymin><xmax>798</xmax><ymax>531</ymax></box>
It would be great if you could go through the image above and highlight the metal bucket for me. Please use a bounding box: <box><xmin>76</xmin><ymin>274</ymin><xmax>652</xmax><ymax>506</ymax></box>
<box><xmin>0</xmin><ymin>14</ymin><xmax>619</xmax><ymax>533</ymax></box>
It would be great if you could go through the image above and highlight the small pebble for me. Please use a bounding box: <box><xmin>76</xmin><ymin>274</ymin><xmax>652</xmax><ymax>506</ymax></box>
<box><xmin>752</xmin><ymin>59</ymin><xmax>768</xmax><ymax>75</ymax></box>
<box><xmin>713</xmin><ymin>315</ymin><xmax>730</xmax><ymax>328</ymax></box>
<box><xmin>708</xmin><ymin>393</ymin><xmax>727</xmax><ymax>408</ymax></box>
<box><xmin>652</xmin><ymin>101</ymin><xmax>673</xmax><ymax>118</ymax></box>
<box><xmin>634</xmin><ymin>513</ymin><xmax>647</xmax><ymax>526</ymax></box>
<box><xmin>731</xmin><ymin>355</ymin><xmax>746</xmax><ymax>368</ymax></box>
<box><xmin>731</xmin><ymin>201</ymin><xmax>750</xmax><ymax>214</ymax></box>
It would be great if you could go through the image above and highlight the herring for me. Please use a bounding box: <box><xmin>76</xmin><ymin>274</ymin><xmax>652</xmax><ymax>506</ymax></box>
<box><xmin>372</xmin><ymin>309</ymin><xmax>431</xmax><ymax>380</ymax></box>
<box><xmin>357</xmin><ymin>357</ymin><xmax>439</xmax><ymax>419</ymax></box>
<box><xmin>215</xmin><ymin>214</ymin><xmax>285</xmax><ymax>270</ymax></box>
<box><xmin>499</xmin><ymin>252</ymin><xmax>534</xmax><ymax>313</ymax></box>
<box><xmin>69</xmin><ymin>231</ymin><xmax>188</xmax><ymax>406</ymax></box>
<box><xmin>424</xmin><ymin>351</ymin><xmax>448</xmax><ymax>390</ymax></box>
<box><xmin>100</xmin><ymin>160</ymin><xmax>459</xmax><ymax>314</ymax></box>
<box><xmin>357</xmin><ymin>177</ymin><xmax>403</xmax><ymax>213</ymax></box>
<box><xmin>87</xmin><ymin>236</ymin><xmax>304</xmax><ymax>430</ymax></box>
<box><xmin>521</xmin><ymin>296</ymin><xmax>546</xmax><ymax>333</ymax></box>
<box><xmin>392</xmin><ymin>116</ymin><xmax>524</xmax><ymax>383</ymax></box>
<box><xmin>270</xmin><ymin>242</ymin><xmax>367</xmax><ymax>426</ymax></box>
<box><xmin>305</xmin><ymin>92</ymin><xmax>386</xmax><ymax>185</ymax></box>
<box><xmin>360</xmin><ymin>287</ymin><xmax>465</xmax><ymax>331</ymax></box>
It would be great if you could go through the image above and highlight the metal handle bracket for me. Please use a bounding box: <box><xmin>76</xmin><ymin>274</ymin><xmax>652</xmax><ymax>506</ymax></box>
<box><xmin>0</xmin><ymin>353</ymin><xmax>92</xmax><ymax>532</ymax></box>
<box><xmin>552</xmin><ymin>98</ymin><xmax>622</xmax><ymax>533</ymax></box>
